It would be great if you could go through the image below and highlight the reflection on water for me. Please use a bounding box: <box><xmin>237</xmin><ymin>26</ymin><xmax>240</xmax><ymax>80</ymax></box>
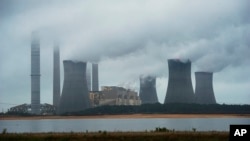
<box><xmin>0</xmin><ymin>118</ymin><xmax>249</xmax><ymax>133</ymax></box>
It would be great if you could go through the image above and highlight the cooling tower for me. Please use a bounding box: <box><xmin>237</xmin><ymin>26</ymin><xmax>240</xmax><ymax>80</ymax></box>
<box><xmin>139</xmin><ymin>76</ymin><xmax>158</xmax><ymax>104</ymax></box>
<box><xmin>92</xmin><ymin>63</ymin><xmax>99</xmax><ymax>91</ymax></box>
<box><xmin>31</xmin><ymin>31</ymin><xmax>40</xmax><ymax>114</ymax></box>
<box><xmin>164</xmin><ymin>59</ymin><xmax>195</xmax><ymax>104</ymax></box>
<box><xmin>53</xmin><ymin>44</ymin><xmax>60</xmax><ymax>107</ymax></box>
<box><xmin>195</xmin><ymin>72</ymin><xmax>216</xmax><ymax>104</ymax></box>
<box><xmin>58</xmin><ymin>60</ymin><xmax>90</xmax><ymax>114</ymax></box>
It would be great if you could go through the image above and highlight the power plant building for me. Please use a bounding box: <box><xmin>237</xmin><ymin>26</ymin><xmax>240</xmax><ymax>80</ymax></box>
<box><xmin>99</xmin><ymin>86</ymin><xmax>141</xmax><ymax>106</ymax></box>
<box><xmin>89</xmin><ymin>86</ymin><xmax>141</xmax><ymax>107</ymax></box>
<box><xmin>195</xmin><ymin>72</ymin><xmax>216</xmax><ymax>104</ymax></box>
<box><xmin>53</xmin><ymin>44</ymin><xmax>60</xmax><ymax>107</ymax></box>
<box><xmin>139</xmin><ymin>76</ymin><xmax>158</xmax><ymax>104</ymax></box>
<box><xmin>58</xmin><ymin>60</ymin><xmax>91</xmax><ymax>114</ymax></box>
<box><xmin>164</xmin><ymin>59</ymin><xmax>195</xmax><ymax>104</ymax></box>
<box><xmin>31</xmin><ymin>31</ymin><xmax>41</xmax><ymax>114</ymax></box>
<box><xmin>92</xmin><ymin>63</ymin><xmax>99</xmax><ymax>91</ymax></box>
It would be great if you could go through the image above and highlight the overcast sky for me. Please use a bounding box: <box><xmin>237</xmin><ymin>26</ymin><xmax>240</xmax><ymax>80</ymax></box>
<box><xmin>0</xmin><ymin>0</ymin><xmax>250</xmax><ymax>112</ymax></box>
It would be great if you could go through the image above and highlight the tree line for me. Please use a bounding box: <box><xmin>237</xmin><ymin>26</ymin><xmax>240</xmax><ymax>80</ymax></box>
<box><xmin>67</xmin><ymin>103</ymin><xmax>250</xmax><ymax>116</ymax></box>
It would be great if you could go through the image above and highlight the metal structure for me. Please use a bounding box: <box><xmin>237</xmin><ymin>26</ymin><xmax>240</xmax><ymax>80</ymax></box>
<box><xmin>9</xmin><ymin>103</ymin><xmax>56</xmax><ymax>115</ymax></box>
<box><xmin>53</xmin><ymin>43</ymin><xmax>60</xmax><ymax>107</ymax></box>
<box><xmin>31</xmin><ymin>31</ymin><xmax>41</xmax><ymax>114</ymax></box>
<box><xmin>92</xmin><ymin>63</ymin><xmax>99</xmax><ymax>91</ymax></box>
<box><xmin>139</xmin><ymin>76</ymin><xmax>158</xmax><ymax>104</ymax></box>
<box><xmin>58</xmin><ymin>60</ymin><xmax>91</xmax><ymax>114</ymax></box>
<box><xmin>164</xmin><ymin>59</ymin><xmax>195</xmax><ymax>103</ymax></box>
<box><xmin>195</xmin><ymin>72</ymin><xmax>216</xmax><ymax>104</ymax></box>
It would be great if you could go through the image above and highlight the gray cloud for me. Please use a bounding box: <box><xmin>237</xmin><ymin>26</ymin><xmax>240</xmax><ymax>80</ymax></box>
<box><xmin>0</xmin><ymin>0</ymin><xmax>249</xmax><ymax>111</ymax></box>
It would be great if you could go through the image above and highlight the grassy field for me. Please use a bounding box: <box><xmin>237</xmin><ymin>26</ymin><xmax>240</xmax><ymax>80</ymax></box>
<box><xmin>0</xmin><ymin>131</ymin><xmax>229</xmax><ymax>141</ymax></box>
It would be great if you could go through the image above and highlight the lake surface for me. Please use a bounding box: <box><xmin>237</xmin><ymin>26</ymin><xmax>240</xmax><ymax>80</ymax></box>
<box><xmin>0</xmin><ymin>118</ymin><xmax>249</xmax><ymax>133</ymax></box>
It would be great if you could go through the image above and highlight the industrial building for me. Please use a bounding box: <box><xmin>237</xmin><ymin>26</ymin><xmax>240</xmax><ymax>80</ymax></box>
<box><xmin>89</xmin><ymin>86</ymin><xmax>141</xmax><ymax>107</ymax></box>
<box><xmin>195</xmin><ymin>72</ymin><xmax>216</xmax><ymax>104</ymax></box>
<box><xmin>92</xmin><ymin>63</ymin><xmax>99</xmax><ymax>91</ymax></box>
<box><xmin>53</xmin><ymin>43</ymin><xmax>60</xmax><ymax>107</ymax></box>
<box><xmin>31</xmin><ymin>31</ymin><xmax>41</xmax><ymax>114</ymax></box>
<box><xmin>139</xmin><ymin>76</ymin><xmax>158</xmax><ymax>104</ymax></box>
<box><xmin>58</xmin><ymin>60</ymin><xmax>91</xmax><ymax>114</ymax></box>
<box><xmin>89</xmin><ymin>91</ymin><xmax>104</xmax><ymax>107</ymax></box>
<box><xmin>164</xmin><ymin>59</ymin><xmax>195</xmax><ymax>104</ymax></box>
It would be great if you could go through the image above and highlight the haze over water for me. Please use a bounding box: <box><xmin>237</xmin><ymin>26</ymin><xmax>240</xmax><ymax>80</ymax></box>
<box><xmin>1</xmin><ymin>0</ymin><xmax>250</xmax><ymax>112</ymax></box>
<box><xmin>1</xmin><ymin>118</ymin><xmax>250</xmax><ymax>133</ymax></box>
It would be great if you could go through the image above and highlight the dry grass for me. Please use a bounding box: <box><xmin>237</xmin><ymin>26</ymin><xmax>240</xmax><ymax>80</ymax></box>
<box><xmin>0</xmin><ymin>131</ymin><xmax>229</xmax><ymax>141</ymax></box>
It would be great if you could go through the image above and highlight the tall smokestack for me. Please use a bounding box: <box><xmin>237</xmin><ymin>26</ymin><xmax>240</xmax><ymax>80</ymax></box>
<box><xmin>31</xmin><ymin>31</ymin><xmax>40</xmax><ymax>114</ymax></box>
<box><xmin>58</xmin><ymin>60</ymin><xmax>90</xmax><ymax>114</ymax></box>
<box><xmin>53</xmin><ymin>43</ymin><xmax>60</xmax><ymax>107</ymax></box>
<box><xmin>139</xmin><ymin>76</ymin><xmax>158</xmax><ymax>104</ymax></box>
<box><xmin>86</xmin><ymin>63</ymin><xmax>91</xmax><ymax>91</ymax></box>
<box><xmin>92</xmin><ymin>63</ymin><xmax>99</xmax><ymax>91</ymax></box>
<box><xmin>164</xmin><ymin>59</ymin><xmax>195</xmax><ymax>104</ymax></box>
<box><xmin>195</xmin><ymin>72</ymin><xmax>216</xmax><ymax>104</ymax></box>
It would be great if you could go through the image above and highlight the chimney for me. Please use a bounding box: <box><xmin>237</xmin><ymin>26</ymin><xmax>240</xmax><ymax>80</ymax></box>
<box><xmin>53</xmin><ymin>43</ymin><xmax>60</xmax><ymax>107</ymax></box>
<box><xmin>92</xmin><ymin>63</ymin><xmax>99</xmax><ymax>91</ymax></box>
<box><xmin>31</xmin><ymin>31</ymin><xmax>41</xmax><ymax>114</ymax></box>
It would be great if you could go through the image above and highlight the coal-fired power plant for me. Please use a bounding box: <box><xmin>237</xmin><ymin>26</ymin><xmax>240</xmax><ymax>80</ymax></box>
<box><xmin>31</xmin><ymin>31</ymin><xmax>41</xmax><ymax>114</ymax></box>
<box><xmin>139</xmin><ymin>76</ymin><xmax>158</xmax><ymax>104</ymax></box>
<box><xmin>58</xmin><ymin>60</ymin><xmax>91</xmax><ymax>114</ymax></box>
<box><xmin>195</xmin><ymin>72</ymin><xmax>216</xmax><ymax>104</ymax></box>
<box><xmin>164</xmin><ymin>59</ymin><xmax>195</xmax><ymax>104</ymax></box>
<box><xmin>53</xmin><ymin>44</ymin><xmax>60</xmax><ymax>107</ymax></box>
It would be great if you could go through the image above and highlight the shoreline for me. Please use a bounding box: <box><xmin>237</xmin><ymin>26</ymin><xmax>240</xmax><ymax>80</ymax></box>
<box><xmin>0</xmin><ymin>131</ymin><xmax>229</xmax><ymax>141</ymax></box>
<box><xmin>1</xmin><ymin>114</ymin><xmax>250</xmax><ymax>120</ymax></box>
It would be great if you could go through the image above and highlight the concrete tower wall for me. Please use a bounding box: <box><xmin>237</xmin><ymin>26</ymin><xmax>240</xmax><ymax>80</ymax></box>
<box><xmin>58</xmin><ymin>60</ymin><xmax>90</xmax><ymax>114</ymax></box>
<box><xmin>31</xmin><ymin>31</ymin><xmax>40</xmax><ymax>114</ymax></box>
<box><xmin>195</xmin><ymin>72</ymin><xmax>216</xmax><ymax>104</ymax></box>
<box><xmin>139</xmin><ymin>76</ymin><xmax>158</xmax><ymax>104</ymax></box>
<box><xmin>92</xmin><ymin>63</ymin><xmax>99</xmax><ymax>91</ymax></box>
<box><xmin>164</xmin><ymin>59</ymin><xmax>195</xmax><ymax>103</ymax></box>
<box><xmin>53</xmin><ymin>44</ymin><xmax>60</xmax><ymax>107</ymax></box>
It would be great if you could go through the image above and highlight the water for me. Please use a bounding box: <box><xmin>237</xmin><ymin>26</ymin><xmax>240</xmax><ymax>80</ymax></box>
<box><xmin>0</xmin><ymin>118</ymin><xmax>249</xmax><ymax>133</ymax></box>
